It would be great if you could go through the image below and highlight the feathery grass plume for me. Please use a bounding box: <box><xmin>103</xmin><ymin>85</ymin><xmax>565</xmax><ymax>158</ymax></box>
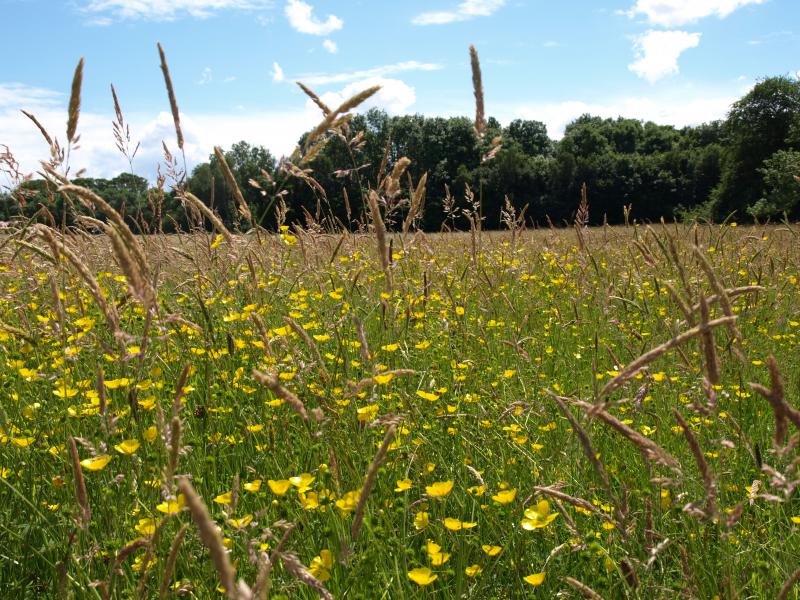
<box><xmin>157</xmin><ymin>43</ymin><xmax>184</xmax><ymax>150</ymax></box>
<box><xmin>532</xmin><ymin>486</ymin><xmax>617</xmax><ymax>526</ymax></box>
<box><xmin>576</xmin><ymin>182</ymin><xmax>590</xmax><ymax>228</ymax></box>
<box><xmin>673</xmin><ymin>409</ymin><xmax>718</xmax><ymax>519</ymax></box>
<box><xmin>279</xmin><ymin>552</ymin><xmax>334</xmax><ymax>600</ymax></box>
<box><xmin>59</xmin><ymin>184</ymin><xmax>149</xmax><ymax>278</ymax></box>
<box><xmin>180</xmin><ymin>192</ymin><xmax>233</xmax><ymax>243</ymax></box>
<box><xmin>573</xmin><ymin>399</ymin><xmax>680</xmax><ymax>468</ymax></box>
<box><xmin>403</xmin><ymin>171</ymin><xmax>428</xmax><ymax>234</ymax></box>
<box><xmin>283</xmin><ymin>316</ymin><xmax>328</xmax><ymax>380</ymax></box>
<box><xmin>351</xmin><ymin>424</ymin><xmax>396</xmax><ymax>542</ymax></box>
<box><xmin>106</xmin><ymin>223</ymin><xmax>155</xmax><ymax>306</ymax></box>
<box><xmin>164</xmin><ymin>416</ymin><xmax>182</xmax><ymax>484</ymax></box>
<box><xmin>599</xmin><ymin>316</ymin><xmax>737</xmax><ymax>397</ymax></box>
<box><xmin>778</xmin><ymin>568</ymin><xmax>800</xmax><ymax>600</ymax></box>
<box><xmin>21</xmin><ymin>110</ymin><xmax>54</xmax><ymax>148</ymax></box>
<box><xmin>663</xmin><ymin>281</ymin><xmax>695</xmax><ymax>325</ymax></box>
<box><xmin>689</xmin><ymin>286</ymin><xmax>764</xmax><ymax>314</ymax></box>
<box><xmin>172</xmin><ymin>362</ymin><xmax>191</xmax><ymax>418</ymax></box>
<box><xmin>698</xmin><ymin>295</ymin><xmax>721</xmax><ymax>384</ymax></box>
<box><xmin>0</xmin><ymin>320</ymin><xmax>36</xmax><ymax>345</ymax></box>
<box><xmin>304</xmin><ymin>85</ymin><xmax>381</xmax><ymax>150</ymax></box>
<box><xmin>66</xmin><ymin>57</ymin><xmax>84</xmax><ymax>144</ymax></box>
<box><xmin>383</xmin><ymin>156</ymin><xmax>411</xmax><ymax>197</ymax></box>
<box><xmin>159</xmin><ymin>523</ymin><xmax>189</xmax><ymax>599</ymax></box>
<box><xmin>692</xmin><ymin>245</ymin><xmax>743</xmax><ymax>344</ymax></box>
<box><xmin>177</xmin><ymin>478</ymin><xmax>239</xmax><ymax>599</ymax></box>
<box><xmin>564</xmin><ymin>577</ymin><xmax>606</xmax><ymax>600</ymax></box>
<box><xmin>214</xmin><ymin>146</ymin><xmax>252</xmax><ymax>224</ymax></box>
<box><xmin>750</xmin><ymin>356</ymin><xmax>800</xmax><ymax>447</ymax></box>
<box><xmin>36</xmin><ymin>225</ymin><xmax>120</xmax><ymax>336</ymax></box>
<box><xmin>68</xmin><ymin>437</ymin><xmax>91</xmax><ymax>529</ymax></box>
<box><xmin>547</xmin><ymin>391</ymin><xmax>623</xmax><ymax>526</ymax></box>
<box><xmin>469</xmin><ymin>45</ymin><xmax>486</xmax><ymax>138</ymax></box>
<box><xmin>367</xmin><ymin>190</ymin><xmax>392</xmax><ymax>290</ymax></box>
<box><xmin>253</xmin><ymin>370</ymin><xmax>308</xmax><ymax>421</ymax></box>
<box><xmin>296</xmin><ymin>81</ymin><xmax>331</xmax><ymax>115</ymax></box>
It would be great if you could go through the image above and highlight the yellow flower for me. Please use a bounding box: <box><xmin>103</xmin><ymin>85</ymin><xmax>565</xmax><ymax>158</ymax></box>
<box><xmin>521</xmin><ymin>499</ymin><xmax>558</xmax><ymax>530</ymax></box>
<box><xmin>267</xmin><ymin>479</ymin><xmax>291</xmax><ymax>495</ymax></box>
<box><xmin>290</xmin><ymin>473</ymin><xmax>315</xmax><ymax>493</ymax></box>
<box><xmin>502</xmin><ymin>369</ymin><xmax>516</xmax><ymax>378</ymax></box>
<box><xmin>210</xmin><ymin>234</ymin><xmax>224</xmax><ymax>249</ymax></box>
<box><xmin>481</xmin><ymin>544</ymin><xmax>502</xmax><ymax>556</ymax></box>
<box><xmin>524</xmin><ymin>572</ymin><xmax>545</xmax><ymax>586</ymax></box>
<box><xmin>105</xmin><ymin>378</ymin><xmax>132</xmax><ymax>389</ymax></box>
<box><xmin>415</xmin><ymin>340</ymin><xmax>431</xmax><ymax>349</ymax></box>
<box><xmin>335</xmin><ymin>490</ymin><xmax>360</xmax><ymax>515</ymax></box>
<box><xmin>309</xmin><ymin>549</ymin><xmax>334</xmax><ymax>582</ymax></box>
<box><xmin>381</xmin><ymin>343</ymin><xmax>399</xmax><ymax>352</ymax></box>
<box><xmin>416</xmin><ymin>390</ymin><xmax>439</xmax><ymax>402</ymax></box>
<box><xmin>426</xmin><ymin>480</ymin><xmax>453</xmax><ymax>498</ymax></box>
<box><xmin>228</xmin><ymin>514</ymin><xmax>253</xmax><ymax>529</ymax></box>
<box><xmin>465</xmin><ymin>564</ymin><xmax>483</xmax><ymax>577</ymax></box>
<box><xmin>143</xmin><ymin>426</ymin><xmax>158</xmax><ymax>442</ymax></box>
<box><xmin>395</xmin><ymin>478</ymin><xmax>412</xmax><ymax>492</ymax></box>
<box><xmin>791</xmin><ymin>516</ymin><xmax>800</xmax><ymax>524</ymax></box>
<box><xmin>156</xmin><ymin>494</ymin><xmax>185</xmax><ymax>514</ymax></box>
<box><xmin>443</xmin><ymin>518</ymin><xmax>477</xmax><ymax>531</ymax></box>
<box><xmin>135</xmin><ymin>518</ymin><xmax>157</xmax><ymax>536</ymax></box>
<box><xmin>407</xmin><ymin>567</ymin><xmax>437</xmax><ymax>586</ymax></box>
<box><xmin>80</xmin><ymin>455</ymin><xmax>112</xmax><ymax>471</ymax></box>
<box><xmin>10</xmin><ymin>436</ymin><xmax>35</xmax><ymax>448</ymax></box>
<box><xmin>214</xmin><ymin>491</ymin><xmax>233</xmax><ymax>505</ymax></box>
<box><xmin>114</xmin><ymin>439</ymin><xmax>141</xmax><ymax>455</ymax></box>
<box><xmin>491</xmin><ymin>488</ymin><xmax>517</xmax><ymax>505</ymax></box>
<box><xmin>413</xmin><ymin>511</ymin><xmax>430</xmax><ymax>530</ymax></box>
<box><xmin>373</xmin><ymin>373</ymin><xmax>394</xmax><ymax>385</ymax></box>
<box><xmin>243</xmin><ymin>479</ymin><xmax>262</xmax><ymax>493</ymax></box>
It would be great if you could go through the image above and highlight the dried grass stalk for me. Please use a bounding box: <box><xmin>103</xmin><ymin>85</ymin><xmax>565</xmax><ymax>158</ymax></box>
<box><xmin>214</xmin><ymin>146</ymin><xmax>252</xmax><ymax>224</ymax></box>
<box><xmin>37</xmin><ymin>226</ymin><xmax>120</xmax><ymax>336</ymax></box>
<box><xmin>157</xmin><ymin>43</ymin><xmax>183</xmax><ymax>150</ymax></box>
<box><xmin>533</xmin><ymin>486</ymin><xmax>617</xmax><ymax>526</ymax></box>
<box><xmin>368</xmin><ymin>190</ymin><xmax>392</xmax><ymax>289</ymax></box>
<box><xmin>600</xmin><ymin>316</ymin><xmax>737</xmax><ymax>397</ymax></box>
<box><xmin>68</xmin><ymin>437</ymin><xmax>91</xmax><ymax>529</ymax></box>
<box><xmin>159</xmin><ymin>523</ymin><xmax>189</xmax><ymax>598</ymax></box>
<box><xmin>564</xmin><ymin>577</ymin><xmax>606</xmax><ymax>600</ymax></box>
<box><xmin>698</xmin><ymin>295</ymin><xmax>720</xmax><ymax>384</ymax></box>
<box><xmin>67</xmin><ymin>57</ymin><xmax>84</xmax><ymax>143</ymax></box>
<box><xmin>177</xmin><ymin>478</ymin><xmax>238</xmax><ymax>599</ymax></box>
<box><xmin>750</xmin><ymin>356</ymin><xmax>800</xmax><ymax>447</ymax></box>
<box><xmin>164</xmin><ymin>416</ymin><xmax>182</xmax><ymax>484</ymax></box>
<box><xmin>693</xmin><ymin>245</ymin><xmax>742</xmax><ymax>342</ymax></box>
<box><xmin>469</xmin><ymin>45</ymin><xmax>485</xmax><ymax>137</ymax></box>
<box><xmin>296</xmin><ymin>81</ymin><xmax>331</xmax><ymax>116</ymax></box>
<box><xmin>673</xmin><ymin>409</ymin><xmax>717</xmax><ymax>518</ymax></box>
<box><xmin>348</xmin><ymin>369</ymin><xmax>416</xmax><ymax>393</ymax></box>
<box><xmin>253</xmin><ymin>370</ymin><xmax>308</xmax><ymax>421</ymax></box>
<box><xmin>180</xmin><ymin>192</ymin><xmax>233</xmax><ymax>243</ymax></box>
<box><xmin>351</xmin><ymin>425</ymin><xmax>396</xmax><ymax>542</ymax></box>
<box><xmin>305</xmin><ymin>85</ymin><xmax>381</xmax><ymax>149</ymax></box>
<box><xmin>573</xmin><ymin>400</ymin><xmax>679</xmax><ymax>468</ymax></box>
<box><xmin>280</xmin><ymin>552</ymin><xmax>334</xmax><ymax>600</ymax></box>
<box><xmin>777</xmin><ymin>568</ymin><xmax>800</xmax><ymax>600</ymax></box>
<box><xmin>21</xmin><ymin>110</ymin><xmax>54</xmax><ymax>148</ymax></box>
<box><xmin>403</xmin><ymin>172</ymin><xmax>428</xmax><ymax>234</ymax></box>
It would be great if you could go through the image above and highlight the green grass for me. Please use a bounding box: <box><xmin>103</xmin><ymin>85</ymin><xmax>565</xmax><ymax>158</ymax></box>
<box><xmin>0</xmin><ymin>224</ymin><xmax>799</xmax><ymax>599</ymax></box>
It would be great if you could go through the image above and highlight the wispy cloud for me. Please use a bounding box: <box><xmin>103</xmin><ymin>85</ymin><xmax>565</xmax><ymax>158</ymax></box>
<box><xmin>628</xmin><ymin>30</ymin><xmax>701</xmax><ymax>83</ymax></box>
<box><xmin>0</xmin><ymin>82</ymin><xmax>62</xmax><ymax>109</ymax></box>
<box><xmin>322</xmin><ymin>39</ymin><xmax>338</xmax><ymax>54</ymax></box>
<box><xmin>626</xmin><ymin>0</ymin><xmax>766</xmax><ymax>27</ymax></box>
<box><xmin>197</xmin><ymin>67</ymin><xmax>213</xmax><ymax>85</ymax></box>
<box><xmin>271</xmin><ymin>62</ymin><xmax>285</xmax><ymax>83</ymax></box>
<box><xmin>80</xmin><ymin>0</ymin><xmax>273</xmax><ymax>22</ymax></box>
<box><xmin>297</xmin><ymin>61</ymin><xmax>443</xmax><ymax>86</ymax></box>
<box><xmin>412</xmin><ymin>0</ymin><xmax>505</xmax><ymax>25</ymax></box>
<box><xmin>284</xmin><ymin>0</ymin><xmax>342</xmax><ymax>35</ymax></box>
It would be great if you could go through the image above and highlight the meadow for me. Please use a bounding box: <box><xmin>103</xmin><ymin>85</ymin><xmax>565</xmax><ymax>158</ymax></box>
<box><xmin>1</xmin><ymin>219</ymin><xmax>799</xmax><ymax>599</ymax></box>
<box><xmin>1</xmin><ymin>45</ymin><xmax>800</xmax><ymax>600</ymax></box>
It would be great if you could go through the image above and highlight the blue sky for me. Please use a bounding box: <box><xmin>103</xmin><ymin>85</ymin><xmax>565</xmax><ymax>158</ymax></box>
<box><xmin>1</xmin><ymin>0</ymin><xmax>798</xmax><ymax>181</ymax></box>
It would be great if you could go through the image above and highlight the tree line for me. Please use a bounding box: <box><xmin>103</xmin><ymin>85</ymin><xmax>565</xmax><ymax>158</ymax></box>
<box><xmin>3</xmin><ymin>76</ymin><xmax>799</xmax><ymax>231</ymax></box>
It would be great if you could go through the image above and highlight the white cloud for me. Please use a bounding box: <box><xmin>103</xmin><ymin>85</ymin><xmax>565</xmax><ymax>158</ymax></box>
<box><xmin>80</xmin><ymin>0</ymin><xmax>273</xmax><ymax>21</ymax></box>
<box><xmin>0</xmin><ymin>82</ymin><xmax>62</xmax><ymax>109</ymax></box>
<box><xmin>298</xmin><ymin>61</ymin><xmax>443</xmax><ymax>86</ymax></box>
<box><xmin>322</xmin><ymin>39</ymin><xmax>338</xmax><ymax>54</ymax></box>
<box><xmin>284</xmin><ymin>0</ymin><xmax>342</xmax><ymax>35</ymax></box>
<box><xmin>412</xmin><ymin>0</ymin><xmax>505</xmax><ymax>25</ymax></box>
<box><xmin>627</xmin><ymin>0</ymin><xmax>766</xmax><ymax>27</ymax></box>
<box><xmin>628</xmin><ymin>30</ymin><xmax>701</xmax><ymax>83</ymax></box>
<box><xmin>197</xmin><ymin>67</ymin><xmax>213</xmax><ymax>85</ymax></box>
<box><xmin>272</xmin><ymin>62</ymin><xmax>285</xmax><ymax>82</ymax></box>
<box><xmin>318</xmin><ymin>78</ymin><xmax>416</xmax><ymax>115</ymax></box>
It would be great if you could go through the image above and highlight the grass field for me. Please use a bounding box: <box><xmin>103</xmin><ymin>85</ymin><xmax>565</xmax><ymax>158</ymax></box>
<box><xmin>1</xmin><ymin>221</ymin><xmax>799</xmax><ymax>599</ymax></box>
